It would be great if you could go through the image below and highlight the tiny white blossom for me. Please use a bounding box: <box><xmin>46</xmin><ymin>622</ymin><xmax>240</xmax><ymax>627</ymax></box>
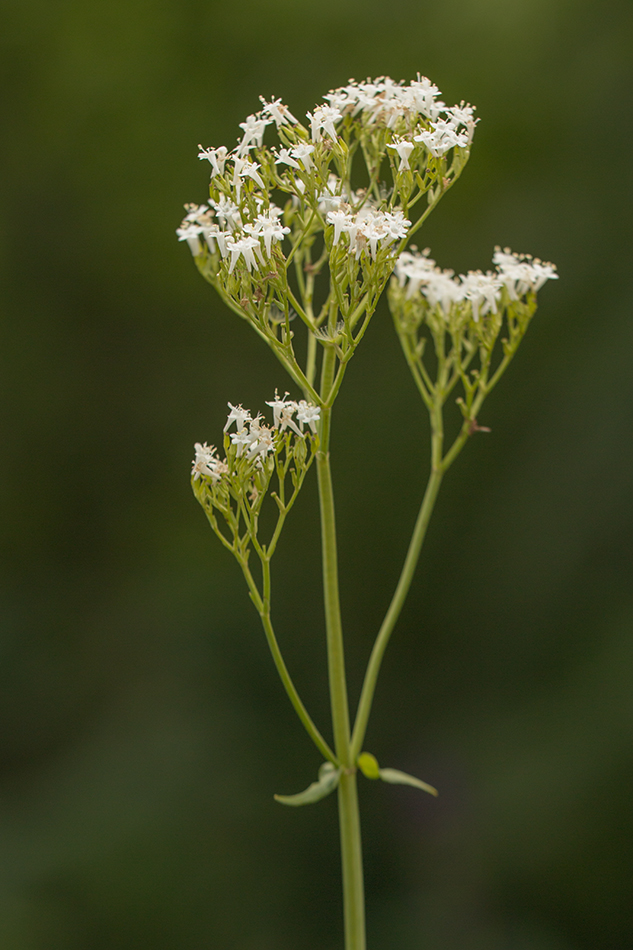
<box><xmin>260</xmin><ymin>96</ymin><xmax>298</xmax><ymax>128</ymax></box>
<box><xmin>211</xmin><ymin>197</ymin><xmax>242</xmax><ymax>232</ymax></box>
<box><xmin>176</xmin><ymin>222</ymin><xmax>202</xmax><ymax>256</ymax></box>
<box><xmin>224</xmin><ymin>403</ymin><xmax>252</xmax><ymax>432</ymax></box>
<box><xmin>192</xmin><ymin>443</ymin><xmax>227</xmax><ymax>483</ymax></box>
<box><xmin>230</xmin><ymin>427</ymin><xmax>253</xmax><ymax>457</ymax></box>
<box><xmin>414</xmin><ymin>120</ymin><xmax>469</xmax><ymax>157</ymax></box>
<box><xmin>225</xmin><ymin>235</ymin><xmax>262</xmax><ymax>274</ymax></box>
<box><xmin>238</xmin><ymin>113</ymin><xmax>270</xmax><ymax>151</ymax></box>
<box><xmin>493</xmin><ymin>247</ymin><xmax>558</xmax><ymax>297</ymax></box>
<box><xmin>246</xmin><ymin>212</ymin><xmax>290</xmax><ymax>256</ymax></box>
<box><xmin>203</xmin><ymin>224</ymin><xmax>229</xmax><ymax>257</ymax></box>
<box><xmin>266</xmin><ymin>392</ymin><xmax>302</xmax><ymax>436</ymax></box>
<box><xmin>326</xmin><ymin>209</ymin><xmax>353</xmax><ymax>245</ymax></box>
<box><xmin>274</xmin><ymin>147</ymin><xmax>301</xmax><ymax>170</ymax></box>
<box><xmin>231</xmin><ymin>156</ymin><xmax>264</xmax><ymax>200</ymax></box>
<box><xmin>290</xmin><ymin>144</ymin><xmax>315</xmax><ymax>172</ymax></box>
<box><xmin>239</xmin><ymin>158</ymin><xmax>265</xmax><ymax>188</ymax></box>
<box><xmin>387</xmin><ymin>136</ymin><xmax>415</xmax><ymax>171</ymax></box>
<box><xmin>318</xmin><ymin>175</ymin><xmax>344</xmax><ymax>213</ymax></box>
<box><xmin>422</xmin><ymin>271</ymin><xmax>464</xmax><ymax>314</ymax></box>
<box><xmin>307</xmin><ymin>104</ymin><xmax>343</xmax><ymax>142</ymax></box>
<box><xmin>460</xmin><ymin>271</ymin><xmax>503</xmax><ymax>322</ymax></box>
<box><xmin>198</xmin><ymin>145</ymin><xmax>228</xmax><ymax>178</ymax></box>
<box><xmin>246</xmin><ymin>419</ymin><xmax>275</xmax><ymax>460</ymax></box>
<box><xmin>382</xmin><ymin>210</ymin><xmax>411</xmax><ymax>243</ymax></box>
<box><xmin>394</xmin><ymin>249</ymin><xmax>438</xmax><ymax>297</ymax></box>
<box><xmin>296</xmin><ymin>401</ymin><xmax>321</xmax><ymax>434</ymax></box>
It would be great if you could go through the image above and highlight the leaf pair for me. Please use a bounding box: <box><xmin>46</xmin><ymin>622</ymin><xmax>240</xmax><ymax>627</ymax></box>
<box><xmin>274</xmin><ymin>753</ymin><xmax>437</xmax><ymax>807</ymax></box>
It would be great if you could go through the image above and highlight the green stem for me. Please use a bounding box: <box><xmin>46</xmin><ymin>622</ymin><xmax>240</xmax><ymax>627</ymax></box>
<box><xmin>259</xmin><ymin>607</ymin><xmax>337</xmax><ymax>765</ymax></box>
<box><xmin>242</xmin><ymin>559</ymin><xmax>337</xmax><ymax>765</ymax></box>
<box><xmin>317</xmin><ymin>347</ymin><xmax>366</xmax><ymax>950</ymax></box>
<box><xmin>351</xmin><ymin>463</ymin><xmax>443</xmax><ymax>759</ymax></box>
<box><xmin>351</xmin><ymin>407</ymin><xmax>444</xmax><ymax>760</ymax></box>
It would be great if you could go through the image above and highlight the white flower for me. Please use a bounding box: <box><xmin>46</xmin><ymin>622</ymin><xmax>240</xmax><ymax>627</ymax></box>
<box><xmin>326</xmin><ymin>209</ymin><xmax>353</xmax><ymax>245</ymax></box>
<box><xmin>198</xmin><ymin>145</ymin><xmax>228</xmax><ymax>178</ymax></box>
<box><xmin>493</xmin><ymin>247</ymin><xmax>558</xmax><ymax>297</ymax></box>
<box><xmin>307</xmin><ymin>104</ymin><xmax>342</xmax><ymax>142</ymax></box>
<box><xmin>192</xmin><ymin>443</ymin><xmax>227</xmax><ymax>483</ymax></box>
<box><xmin>445</xmin><ymin>102</ymin><xmax>477</xmax><ymax>127</ymax></box>
<box><xmin>274</xmin><ymin>147</ymin><xmax>301</xmax><ymax>170</ymax></box>
<box><xmin>246</xmin><ymin>212</ymin><xmax>290</xmax><ymax>256</ymax></box>
<box><xmin>459</xmin><ymin>271</ymin><xmax>503</xmax><ymax>322</ymax></box>
<box><xmin>235</xmin><ymin>157</ymin><xmax>265</xmax><ymax>188</ymax></box>
<box><xmin>225</xmin><ymin>235</ymin><xmax>262</xmax><ymax>274</ymax></box>
<box><xmin>414</xmin><ymin>120</ymin><xmax>469</xmax><ymax>157</ymax></box>
<box><xmin>259</xmin><ymin>96</ymin><xmax>298</xmax><ymax>128</ymax></box>
<box><xmin>394</xmin><ymin>249</ymin><xmax>438</xmax><ymax>297</ymax></box>
<box><xmin>231</xmin><ymin>157</ymin><xmax>264</xmax><ymax>200</ymax></box>
<box><xmin>408</xmin><ymin>75</ymin><xmax>443</xmax><ymax>119</ymax></box>
<box><xmin>327</xmin><ymin>208</ymin><xmax>410</xmax><ymax>260</ymax></box>
<box><xmin>224</xmin><ymin>403</ymin><xmax>252</xmax><ymax>432</ymax></box>
<box><xmin>387</xmin><ymin>136</ymin><xmax>415</xmax><ymax>171</ymax></box>
<box><xmin>361</xmin><ymin>217</ymin><xmax>387</xmax><ymax>260</ymax></box>
<box><xmin>266</xmin><ymin>392</ymin><xmax>302</xmax><ymax>436</ymax></box>
<box><xmin>296</xmin><ymin>401</ymin><xmax>320</xmax><ymax>433</ymax></box>
<box><xmin>382</xmin><ymin>210</ymin><xmax>410</xmax><ymax>243</ymax></box>
<box><xmin>182</xmin><ymin>202</ymin><xmax>211</xmax><ymax>223</ymax></box>
<box><xmin>176</xmin><ymin>222</ymin><xmax>203</xmax><ymax>256</ymax></box>
<box><xmin>318</xmin><ymin>175</ymin><xmax>344</xmax><ymax>213</ymax></box>
<box><xmin>211</xmin><ymin>197</ymin><xmax>241</xmax><ymax>232</ymax></box>
<box><xmin>422</xmin><ymin>271</ymin><xmax>464</xmax><ymax>314</ymax></box>
<box><xmin>245</xmin><ymin>418</ymin><xmax>275</xmax><ymax>460</ymax></box>
<box><xmin>237</xmin><ymin>113</ymin><xmax>271</xmax><ymax>156</ymax></box>
<box><xmin>202</xmin><ymin>224</ymin><xmax>229</xmax><ymax>257</ymax></box>
<box><xmin>230</xmin><ymin>427</ymin><xmax>253</xmax><ymax>457</ymax></box>
<box><xmin>290</xmin><ymin>144</ymin><xmax>315</xmax><ymax>172</ymax></box>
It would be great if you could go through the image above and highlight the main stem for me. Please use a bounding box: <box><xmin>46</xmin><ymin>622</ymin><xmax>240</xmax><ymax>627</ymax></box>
<box><xmin>317</xmin><ymin>348</ymin><xmax>365</xmax><ymax>950</ymax></box>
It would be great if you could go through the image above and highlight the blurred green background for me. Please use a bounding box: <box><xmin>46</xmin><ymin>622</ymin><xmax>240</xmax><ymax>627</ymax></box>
<box><xmin>1</xmin><ymin>0</ymin><xmax>632</xmax><ymax>947</ymax></box>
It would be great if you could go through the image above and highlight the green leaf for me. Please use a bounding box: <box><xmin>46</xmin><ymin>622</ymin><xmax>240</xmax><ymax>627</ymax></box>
<box><xmin>378</xmin><ymin>768</ymin><xmax>438</xmax><ymax>797</ymax></box>
<box><xmin>274</xmin><ymin>762</ymin><xmax>340</xmax><ymax>807</ymax></box>
<box><xmin>357</xmin><ymin>752</ymin><xmax>381</xmax><ymax>780</ymax></box>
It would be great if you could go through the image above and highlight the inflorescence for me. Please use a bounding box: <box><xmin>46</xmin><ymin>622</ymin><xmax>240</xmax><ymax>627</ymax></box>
<box><xmin>394</xmin><ymin>246</ymin><xmax>558</xmax><ymax>321</ymax></box>
<box><xmin>191</xmin><ymin>396</ymin><xmax>321</xmax><ymax>562</ymax></box>
<box><xmin>177</xmin><ymin>76</ymin><xmax>477</xmax><ymax>317</ymax></box>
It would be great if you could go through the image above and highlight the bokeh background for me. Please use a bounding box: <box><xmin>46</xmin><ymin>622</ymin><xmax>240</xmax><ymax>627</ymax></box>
<box><xmin>2</xmin><ymin>0</ymin><xmax>632</xmax><ymax>947</ymax></box>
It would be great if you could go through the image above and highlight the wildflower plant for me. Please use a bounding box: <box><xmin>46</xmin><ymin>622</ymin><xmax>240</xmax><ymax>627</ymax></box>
<box><xmin>178</xmin><ymin>76</ymin><xmax>557</xmax><ymax>950</ymax></box>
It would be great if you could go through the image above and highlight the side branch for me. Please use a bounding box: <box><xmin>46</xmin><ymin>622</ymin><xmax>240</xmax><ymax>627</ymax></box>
<box><xmin>350</xmin><ymin>464</ymin><xmax>443</xmax><ymax>760</ymax></box>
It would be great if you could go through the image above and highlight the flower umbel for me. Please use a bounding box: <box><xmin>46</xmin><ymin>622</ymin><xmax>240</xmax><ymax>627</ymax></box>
<box><xmin>192</xmin><ymin>396</ymin><xmax>320</xmax><ymax>562</ymax></box>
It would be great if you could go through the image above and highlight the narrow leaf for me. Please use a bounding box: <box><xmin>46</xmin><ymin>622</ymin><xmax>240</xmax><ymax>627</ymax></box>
<box><xmin>379</xmin><ymin>768</ymin><xmax>438</xmax><ymax>797</ymax></box>
<box><xmin>274</xmin><ymin>763</ymin><xmax>340</xmax><ymax>807</ymax></box>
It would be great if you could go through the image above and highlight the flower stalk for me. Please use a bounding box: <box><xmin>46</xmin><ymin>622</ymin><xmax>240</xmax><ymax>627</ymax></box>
<box><xmin>180</xmin><ymin>74</ymin><xmax>557</xmax><ymax>950</ymax></box>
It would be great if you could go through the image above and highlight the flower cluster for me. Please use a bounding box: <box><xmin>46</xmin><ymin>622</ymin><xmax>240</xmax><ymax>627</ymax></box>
<box><xmin>191</xmin><ymin>395</ymin><xmax>321</xmax><ymax>562</ymax></box>
<box><xmin>389</xmin><ymin>244</ymin><xmax>558</xmax><ymax>431</ymax></box>
<box><xmin>326</xmin><ymin>206</ymin><xmax>410</xmax><ymax>260</ymax></box>
<box><xmin>177</xmin><ymin>75</ymin><xmax>480</xmax><ymax>393</ymax></box>
<box><xmin>192</xmin><ymin>395</ymin><xmax>321</xmax><ymax>482</ymax></box>
<box><xmin>177</xmin><ymin>74</ymin><xmax>476</xmax><ymax>276</ymax></box>
<box><xmin>322</xmin><ymin>77</ymin><xmax>477</xmax><ymax>135</ymax></box>
<box><xmin>394</xmin><ymin>247</ymin><xmax>558</xmax><ymax>321</ymax></box>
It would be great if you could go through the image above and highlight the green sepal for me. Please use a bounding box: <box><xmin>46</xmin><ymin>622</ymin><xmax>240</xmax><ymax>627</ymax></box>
<box><xmin>274</xmin><ymin>762</ymin><xmax>340</xmax><ymax>807</ymax></box>
<box><xmin>378</xmin><ymin>767</ymin><xmax>438</xmax><ymax>797</ymax></box>
<box><xmin>357</xmin><ymin>752</ymin><xmax>381</xmax><ymax>780</ymax></box>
